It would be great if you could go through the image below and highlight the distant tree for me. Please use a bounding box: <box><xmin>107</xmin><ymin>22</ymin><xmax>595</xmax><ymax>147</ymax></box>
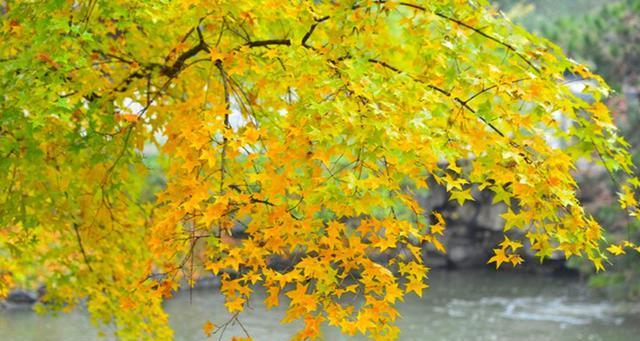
<box><xmin>1</xmin><ymin>1</ymin><xmax>638</xmax><ymax>340</ymax></box>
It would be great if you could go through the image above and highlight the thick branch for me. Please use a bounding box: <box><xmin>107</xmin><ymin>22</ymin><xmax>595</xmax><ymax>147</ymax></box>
<box><xmin>245</xmin><ymin>39</ymin><xmax>291</xmax><ymax>48</ymax></box>
<box><xmin>301</xmin><ymin>16</ymin><xmax>330</xmax><ymax>48</ymax></box>
<box><xmin>216</xmin><ymin>60</ymin><xmax>231</xmax><ymax>193</ymax></box>
<box><xmin>163</xmin><ymin>27</ymin><xmax>210</xmax><ymax>78</ymax></box>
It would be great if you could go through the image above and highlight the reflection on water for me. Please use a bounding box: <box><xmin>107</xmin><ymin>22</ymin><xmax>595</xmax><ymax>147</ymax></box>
<box><xmin>1</xmin><ymin>270</ymin><xmax>639</xmax><ymax>340</ymax></box>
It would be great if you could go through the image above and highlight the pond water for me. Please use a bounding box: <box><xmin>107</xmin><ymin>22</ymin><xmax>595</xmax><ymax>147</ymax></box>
<box><xmin>2</xmin><ymin>270</ymin><xmax>639</xmax><ymax>340</ymax></box>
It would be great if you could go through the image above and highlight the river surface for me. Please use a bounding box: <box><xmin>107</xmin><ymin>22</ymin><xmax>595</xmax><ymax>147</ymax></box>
<box><xmin>2</xmin><ymin>270</ymin><xmax>639</xmax><ymax>340</ymax></box>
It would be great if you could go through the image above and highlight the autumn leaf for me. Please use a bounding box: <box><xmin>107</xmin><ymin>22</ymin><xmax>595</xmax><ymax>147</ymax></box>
<box><xmin>449</xmin><ymin>188</ymin><xmax>474</xmax><ymax>205</ymax></box>
<box><xmin>500</xmin><ymin>236</ymin><xmax>523</xmax><ymax>252</ymax></box>
<box><xmin>405</xmin><ymin>279</ymin><xmax>428</xmax><ymax>298</ymax></box>
<box><xmin>384</xmin><ymin>283</ymin><xmax>404</xmax><ymax>303</ymax></box>
<box><xmin>607</xmin><ymin>244</ymin><xmax>626</xmax><ymax>256</ymax></box>
<box><xmin>203</xmin><ymin>320</ymin><xmax>216</xmax><ymax>337</ymax></box>
<box><xmin>265</xmin><ymin>285</ymin><xmax>280</xmax><ymax>309</ymax></box>
<box><xmin>225</xmin><ymin>296</ymin><xmax>246</xmax><ymax>313</ymax></box>
<box><xmin>491</xmin><ymin>186</ymin><xmax>512</xmax><ymax>205</ymax></box>
<box><xmin>487</xmin><ymin>248</ymin><xmax>509</xmax><ymax>269</ymax></box>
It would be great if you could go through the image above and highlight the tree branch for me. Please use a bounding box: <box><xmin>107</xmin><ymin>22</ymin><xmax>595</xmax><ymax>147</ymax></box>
<box><xmin>73</xmin><ymin>223</ymin><xmax>94</xmax><ymax>273</ymax></box>
<box><xmin>301</xmin><ymin>16</ymin><xmax>330</xmax><ymax>48</ymax></box>
<box><xmin>216</xmin><ymin>60</ymin><xmax>231</xmax><ymax>194</ymax></box>
<box><xmin>367</xmin><ymin>58</ymin><xmax>536</xmax><ymax>162</ymax></box>
<box><xmin>432</xmin><ymin>12</ymin><xmax>541</xmax><ymax>74</ymax></box>
<box><xmin>371</xmin><ymin>1</ymin><xmax>541</xmax><ymax>74</ymax></box>
<box><xmin>245</xmin><ymin>39</ymin><xmax>291</xmax><ymax>48</ymax></box>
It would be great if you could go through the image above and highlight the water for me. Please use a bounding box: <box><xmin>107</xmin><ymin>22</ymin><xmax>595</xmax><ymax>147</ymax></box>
<box><xmin>2</xmin><ymin>270</ymin><xmax>639</xmax><ymax>340</ymax></box>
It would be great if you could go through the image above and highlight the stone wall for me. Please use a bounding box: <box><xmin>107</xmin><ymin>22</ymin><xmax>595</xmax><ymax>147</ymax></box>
<box><xmin>420</xmin><ymin>163</ymin><xmax>612</xmax><ymax>273</ymax></box>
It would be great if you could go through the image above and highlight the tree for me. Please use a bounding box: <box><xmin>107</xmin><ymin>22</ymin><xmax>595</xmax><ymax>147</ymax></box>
<box><xmin>0</xmin><ymin>1</ymin><xmax>638</xmax><ymax>340</ymax></box>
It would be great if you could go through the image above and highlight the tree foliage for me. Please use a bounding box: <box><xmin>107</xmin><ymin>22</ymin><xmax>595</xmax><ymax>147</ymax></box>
<box><xmin>518</xmin><ymin>0</ymin><xmax>640</xmax><ymax>298</ymax></box>
<box><xmin>1</xmin><ymin>0</ymin><xmax>639</xmax><ymax>340</ymax></box>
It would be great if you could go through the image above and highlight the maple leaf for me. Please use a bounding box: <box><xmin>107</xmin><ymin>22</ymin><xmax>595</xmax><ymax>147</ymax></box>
<box><xmin>618</xmin><ymin>185</ymin><xmax>638</xmax><ymax>210</ymax></box>
<box><xmin>203</xmin><ymin>198</ymin><xmax>229</xmax><ymax>227</ymax></box>
<box><xmin>449</xmin><ymin>188</ymin><xmax>474</xmax><ymax>205</ymax></box>
<box><xmin>384</xmin><ymin>283</ymin><xmax>404</xmax><ymax>303</ymax></box>
<box><xmin>487</xmin><ymin>248</ymin><xmax>509</xmax><ymax>269</ymax></box>
<box><xmin>500</xmin><ymin>209</ymin><xmax>521</xmax><ymax>232</ymax></box>
<box><xmin>607</xmin><ymin>244</ymin><xmax>625</xmax><ymax>256</ymax></box>
<box><xmin>205</xmin><ymin>261</ymin><xmax>224</xmax><ymax>275</ymax></box>
<box><xmin>491</xmin><ymin>186</ymin><xmax>512</xmax><ymax>205</ymax></box>
<box><xmin>588</xmin><ymin>102</ymin><xmax>615</xmax><ymax>129</ymax></box>
<box><xmin>443</xmin><ymin>173</ymin><xmax>468</xmax><ymax>191</ymax></box>
<box><xmin>404</xmin><ymin>279</ymin><xmax>428</xmax><ymax>297</ymax></box>
<box><xmin>432</xmin><ymin>238</ymin><xmax>446</xmax><ymax>253</ymax></box>
<box><xmin>430</xmin><ymin>222</ymin><xmax>445</xmax><ymax>236</ymax></box>
<box><xmin>509</xmin><ymin>254</ymin><xmax>523</xmax><ymax>266</ymax></box>
<box><xmin>499</xmin><ymin>236</ymin><xmax>523</xmax><ymax>252</ymax></box>
<box><xmin>592</xmin><ymin>258</ymin><xmax>605</xmax><ymax>272</ymax></box>
<box><xmin>265</xmin><ymin>285</ymin><xmax>280</xmax><ymax>309</ymax></box>
<box><xmin>203</xmin><ymin>320</ymin><xmax>216</xmax><ymax>337</ymax></box>
<box><xmin>286</xmin><ymin>283</ymin><xmax>317</xmax><ymax>312</ymax></box>
<box><xmin>299</xmin><ymin>314</ymin><xmax>323</xmax><ymax>340</ymax></box>
<box><xmin>447</xmin><ymin>161</ymin><xmax>462</xmax><ymax>174</ymax></box>
<box><xmin>225</xmin><ymin>295</ymin><xmax>246</xmax><ymax>313</ymax></box>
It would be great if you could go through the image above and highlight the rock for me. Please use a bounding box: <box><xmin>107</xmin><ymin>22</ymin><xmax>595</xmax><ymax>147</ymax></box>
<box><xmin>446</xmin><ymin>239</ymin><xmax>487</xmax><ymax>268</ymax></box>
<box><xmin>192</xmin><ymin>275</ymin><xmax>221</xmax><ymax>289</ymax></box>
<box><xmin>424</xmin><ymin>181</ymin><xmax>447</xmax><ymax>210</ymax></box>
<box><xmin>423</xmin><ymin>252</ymin><xmax>449</xmax><ymax>268</ymax></box>
<box><xmin>575</xmin><ymin>165</ymin><xmax>614</xmax><ymax>213</ymax></box>
<box><xmin>450</xmin><ymin>203</ymin><xmax>478</xmax><ymax>224</ymax></box>
<box><xmin>475</xmin><ymin>203</ymin><xmax>506</xmax><ymax>231</ymax></box>
<box><xmin>442</xmin><ymin>223</ymin><xmax>467</xmax><ymax>238</ymax></box>
<box><xmin>4</xmin><ymin>290</ymin><xmax>38</xmax><ymax>307</ymax></box>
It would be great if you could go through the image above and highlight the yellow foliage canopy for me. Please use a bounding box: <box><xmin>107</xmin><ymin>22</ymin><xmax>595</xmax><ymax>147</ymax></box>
<box><xmin>1</xmin><ymin>0</ymin><xmax>638</xmax><ymax>340</ymax></box>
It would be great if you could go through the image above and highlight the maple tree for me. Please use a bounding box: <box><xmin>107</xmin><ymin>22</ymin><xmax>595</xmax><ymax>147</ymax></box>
<box><xmin>1</xmin><ymin>0</ymin><xmax>639</xmax><ymax>340</ymax></box>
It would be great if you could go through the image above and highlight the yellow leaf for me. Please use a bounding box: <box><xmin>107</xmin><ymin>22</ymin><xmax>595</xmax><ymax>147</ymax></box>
<box><xmin>607</xmin><ymin>244</ymin><xmax>625</xmax><ymax>256</ymax></box>
<box><xmin>593</xmin><ymin>258</ymin><xmax>605</xmax><ymax>272</ymax></box>
<box><xmin>449</xmin><ymin>188</ymin><xmax>474</xmax><ymax>205</ymax></box>
<box><xmin>265</xmin><ymin>285</ymin><xmax>280</xmax><ymax>309</ymax></box>
<box><xmin>509</xmin><ymin>254</ymin><xmax>523</xmax><ymax>266</ymax></box>
<box><xmin>405</xmin><ymin>279</ymin><xmax>427</xmax><ymax>297</ymax></box>
<box><xmin>487</xmin><ymin>248</ymin><xmax>509</xmax><ymax>269</ymax></box>
<box><xmin>499</xmin><ymin>236</ymin><xmax>523</xmax><ymax>252</ymax></box>
<box><xmin>384</xmin><ymin>283</ymin><xmax>404</xmax><ymax>303</ymax></box>
<box><xmin>203</xmin><ymin>320</ymin><xmax>216</xmax><ymax>337</ymax></box>
<box><xmin>225</xmin><ymin>295</ymin><xmax>246</xmax><ymax>313</ymax></box>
